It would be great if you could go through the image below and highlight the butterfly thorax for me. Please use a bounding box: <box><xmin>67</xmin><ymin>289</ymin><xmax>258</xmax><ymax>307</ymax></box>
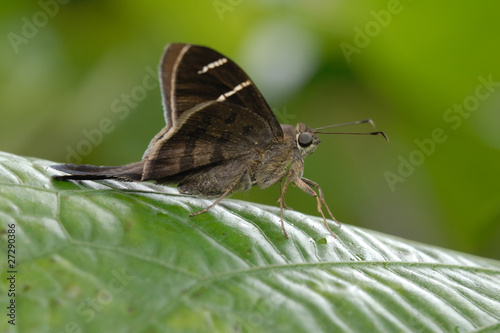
<box><xmin>245</xmin><ymin>124</ymin><xmax>292</xmax><ymax>189</ymax></box>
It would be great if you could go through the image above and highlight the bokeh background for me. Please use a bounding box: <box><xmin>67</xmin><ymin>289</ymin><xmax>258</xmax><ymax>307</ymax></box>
<box><xmin>1</xmin><ymin>1</ymin><xmax>499</xmax><ymax>259</ymax></box>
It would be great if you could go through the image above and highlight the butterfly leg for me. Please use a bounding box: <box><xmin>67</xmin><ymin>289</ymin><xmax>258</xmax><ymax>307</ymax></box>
<box><xmin>302</xmin><ymin>178</ymin><xmax>342</xmax><ymax>228</ymax></box>
<box><xmin>278</xmin><ymin>171</ymin><xmax>293</xmax><ymax>238</ymax></box>
<box><xmin>294</xmin><ymin>177</ymin><xmax>341</xmax><ymax>238</ymax></box>
<box><xmin>189</xmin><ymin>187</ymin><xmax>233</xmax><ymax>217</ymax></box>
<box><xmin>279</xmin><ymin>179</ymin><xmax>293</xmax><ymax>210</ymax></box>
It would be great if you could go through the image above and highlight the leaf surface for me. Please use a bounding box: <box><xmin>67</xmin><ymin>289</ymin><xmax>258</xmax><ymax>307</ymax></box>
<box><xmin>0</xmin><ymin>151</ymin><xmax>499</xmax><ymax>333</ymax></box>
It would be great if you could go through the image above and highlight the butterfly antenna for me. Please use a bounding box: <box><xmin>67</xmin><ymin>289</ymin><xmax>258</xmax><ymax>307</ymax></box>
<box><xmin>314</xmin><ymin>119</ymin><xmax>389</xmax><ymax>142</ymax></box>
<box><xmin>314</xmin><ymin>119</ymin><xmax>375</xmax><ymax>131</ymax></box>
<box><xmin>315</xmin><ymin>131</ymin><xmax>389</xmax><ymax>141</ymax></box>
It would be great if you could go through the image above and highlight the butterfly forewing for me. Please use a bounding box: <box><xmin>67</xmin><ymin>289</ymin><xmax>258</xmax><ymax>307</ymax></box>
<box><xmin>168</xmin><ymin>44</ymin><xmax>282</xmax><ymax>131</ymax></box>
<box><xmin>142</xmin><ymin>43</ymin><xmax>284</xmax><ymax>180</ymax></box>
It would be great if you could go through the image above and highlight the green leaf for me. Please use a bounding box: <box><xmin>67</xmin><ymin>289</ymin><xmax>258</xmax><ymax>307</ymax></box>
<box><xmin>1</xmin><ymin>151</ymin><xmax>500</xmax><ymax>333</ymax></box>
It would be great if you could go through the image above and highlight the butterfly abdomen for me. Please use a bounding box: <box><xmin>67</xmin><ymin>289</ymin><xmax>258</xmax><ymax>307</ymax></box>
<box><xmin>52</xmin><ymin>162</ymin><xmax>144</xmax><ymax>182</ymax></box>
<box><xmin>177</xmin><ymin>160</ymin><xmax>253</xmax><ymax>198</ymax></box>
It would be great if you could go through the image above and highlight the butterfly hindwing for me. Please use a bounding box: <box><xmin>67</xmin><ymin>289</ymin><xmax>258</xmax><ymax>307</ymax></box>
<box><xmin>143</xmin><ymin>102</ymin><xmax>274</xmax><ymax>180</ymax></box>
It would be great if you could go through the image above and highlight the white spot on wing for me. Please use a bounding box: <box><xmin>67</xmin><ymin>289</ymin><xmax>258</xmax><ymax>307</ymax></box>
<box><xmin>217</xmin><ymin>80</ymin><xmax>252</xmax><ymax>101</ymax></box>
<box><xmin>197</xmin><ymin>57</ymin><xmax>228</xmax><ymax>74</ymax></box>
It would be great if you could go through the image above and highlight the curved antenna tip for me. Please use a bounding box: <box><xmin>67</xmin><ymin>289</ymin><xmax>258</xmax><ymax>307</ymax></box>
<box><xmin>373</xmin><ymin>131</ymin><xmax>389</xmax><ymax>142</ymax></box>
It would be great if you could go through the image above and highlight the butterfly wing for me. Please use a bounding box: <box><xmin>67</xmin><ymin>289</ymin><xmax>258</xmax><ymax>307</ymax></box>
<box><xmin>142</xmin><ymin>43</ymin><xmax>283</xmax><ymax>181</ymax></box>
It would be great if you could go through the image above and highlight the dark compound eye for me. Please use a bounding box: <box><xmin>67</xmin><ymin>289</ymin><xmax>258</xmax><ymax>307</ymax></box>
<box><xmin>298</xmin><ymin>132</ymin><xmax>313</xmax><ymax>147</ymax></box>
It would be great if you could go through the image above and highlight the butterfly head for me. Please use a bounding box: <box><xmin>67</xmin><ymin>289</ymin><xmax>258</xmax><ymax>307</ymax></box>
<box><xmin>295</xmin><ymin>123</ymin><xmax>321</xmax><ymax>157</ymax></box>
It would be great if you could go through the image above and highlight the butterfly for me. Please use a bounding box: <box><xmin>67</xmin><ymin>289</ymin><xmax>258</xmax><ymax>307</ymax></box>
<box><xmin>52</xmin><ymin>43</ymin><xmax>387</xmax><ymax>238</ymax></box>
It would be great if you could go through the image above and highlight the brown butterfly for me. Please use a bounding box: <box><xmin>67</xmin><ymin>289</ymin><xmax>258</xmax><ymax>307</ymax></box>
<box><xmin>52</xmin><ymin>43</ymin><xmax>387</xmax><ymax>238</ymax></box>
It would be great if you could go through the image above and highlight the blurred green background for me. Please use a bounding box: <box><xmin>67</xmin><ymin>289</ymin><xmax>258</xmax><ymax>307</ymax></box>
<box><xmin>1</xmin><ymin>1</ymin><xmax>499</xmax><ymax>259</ymax></box>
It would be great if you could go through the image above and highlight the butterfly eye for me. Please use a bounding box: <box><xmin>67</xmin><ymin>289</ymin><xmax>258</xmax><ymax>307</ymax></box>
<box><xmin>298</xmin><ymin>132</ymin><xmax>313</xmax><ymax>147</ymax></box>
